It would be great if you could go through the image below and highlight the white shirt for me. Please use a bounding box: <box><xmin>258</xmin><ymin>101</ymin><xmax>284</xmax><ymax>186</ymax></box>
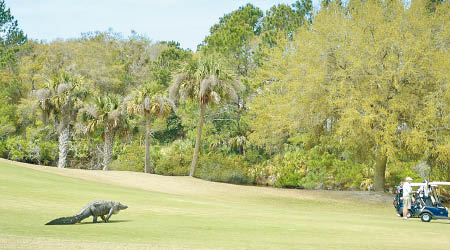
<box><xmin>403</xmin><ymin>182</ymin><xmax>412</xmax><ymax>198</ymax></box>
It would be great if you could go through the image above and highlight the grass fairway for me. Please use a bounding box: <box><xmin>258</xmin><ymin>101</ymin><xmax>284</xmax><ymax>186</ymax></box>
<box><xmin>0</xmin><ymin>159</ymin><xmax>449</xmax><ymax>250</ymax></box>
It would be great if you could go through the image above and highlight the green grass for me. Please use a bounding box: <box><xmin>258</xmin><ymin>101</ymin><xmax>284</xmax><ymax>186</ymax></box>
<box><xmin>1</xmin><ymin>161</ymin><xmax>449</xmax><ymax>250</ymax></box>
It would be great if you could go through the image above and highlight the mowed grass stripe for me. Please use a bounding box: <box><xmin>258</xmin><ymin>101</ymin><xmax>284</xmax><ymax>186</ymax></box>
<box><xmin>0</xmin><ymin>161</ymin><xmax>449</xmax><ymax>249</ymax></box>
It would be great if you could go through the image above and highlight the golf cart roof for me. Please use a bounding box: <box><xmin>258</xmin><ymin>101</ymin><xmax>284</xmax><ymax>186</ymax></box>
<box><xmin>410</xmin><ymin>182</ymin><xmax>450</xmax><ymax>187</ymax></box>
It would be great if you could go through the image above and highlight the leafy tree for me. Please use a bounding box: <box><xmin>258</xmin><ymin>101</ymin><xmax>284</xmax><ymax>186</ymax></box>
<box><xmin>35</xmin><ymin>73</ymin><xmax>87</xmax><ymax>168</ymax></box>
<box><xmin>127</xmin><ymin>82</ymin><xmax>174</xmax><ymax>173</ymax></box>
<box><xmin>199</xmin><ymin>4</ymin><xmax>263</xmax><ymax>76</ymax></box>
<box><xmin>260</xmin><ymin>0</ymin><xmax>312</xmax><ymax>47</ymax></box>
<box><xmin>0</xmin><ymin>0</ymin><xmax>27</xmax><ymax>145</ymax></box>
<box><xmin>76</xmin><ymin>31</ymin><xmax>128</xmax><ymax>94</ymax></box>
<box><xmin>120</xmin><ymin>32</ymin><xmax>169</xmax><ymax>89</ymax></box>
<box><xmin>249</xmin><ymin>0</ymin><xmax>450</xmax><ymax>190</ymax></box>
<box><xmin>170</xmin><ymin>56</ymin><xmax>243</xmax><ymax>176</ymax></box>
<box><xmin>0</xmin><ymin>0</ymin><xmax>26</xmax><ymax>71</ymax></box>
<box><xmin>151</xmin><ymin>41</ymin><xmax>192</xmax><ymax>87</ymax></box>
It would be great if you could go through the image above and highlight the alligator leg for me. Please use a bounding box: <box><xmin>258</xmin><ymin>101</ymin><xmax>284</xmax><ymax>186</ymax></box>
<box><xmin>101</xmin><ymin>215</ymin><xmax>106</xmax><ymax>222</ymax></box>
<box><xmin>93</xmin><ymin>215</ymin><xmax>98</xmax><ymax>223</ymax></box>
<box><xmin>105</xmin><ymin>207</ymin><xmax>114</xmax><ymax>222</ymax></box>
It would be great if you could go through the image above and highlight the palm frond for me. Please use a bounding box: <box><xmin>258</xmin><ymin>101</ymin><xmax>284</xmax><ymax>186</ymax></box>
<box><xmin>84</xmin><ymin>103</ymin><xmax>99</xmax><ymax>118</ymax></box>
<box><xmin>57</xmin><ymin>83</ymin><xmax>70</xmax><ymax>95</ymax></box>
<box><xmin>169</xmin><ymin>73</ymin><xmax>184</xmax><ymax>101</ymax></box>
<box><xmin>35</xmin><ymin>88</ymin><xmax>51</xmax><ymax>102</ymax></box>
<box><xmin>226</xmin><ymin>85</ymin><xmax>239</xmax><ymax>103</ymax></box>
<box><xmin>210</xmin><ymin>91</ymin><xmax>221</xmax><ymax>104</ymax></box>
<box><xmin>200</xmin><ymin>77</ymin><xmax>212</xmax><ymax>97</ymax></box>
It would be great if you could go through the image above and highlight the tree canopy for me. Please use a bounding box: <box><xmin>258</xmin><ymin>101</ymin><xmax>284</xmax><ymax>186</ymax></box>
<box><xmin>1</xmin><ymin>0</ymin><xmax>449</xmax><ymax>191</ymax></box>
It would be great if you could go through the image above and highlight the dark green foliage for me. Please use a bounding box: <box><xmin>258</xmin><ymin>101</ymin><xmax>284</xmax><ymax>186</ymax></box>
<box><xmin>154</xmin><ymin>140</ymin><xmax>191</xmax><ymax>176</ymax></box>
<box><xmin>38</xmin><ymin>140</ymin><xmax>58</xmax><ymax>165</ymax></box>
<box><xmin>199</xmin><ymin>4</ymin><xmax>263</xmax><ymax>76</ymax></box>
<box><xmin>0</xmin><ymin>99</ymin><xmax>17</xmax><ymax>137</ymax></box>
<box><xmin>24</xmin><ymin>122</ymin><xmax>58</xmax><ymax>165</ymax></box>
<box><xmin>250</xmin><ymin>147</ymin><xmax>366</xmax><ymax>190</ymax></box>
<box><xmin>151</xmin><ymin>44</ymin><xmax>192</xmax><ymax>87</ymax></box>
<box><xmin>111</xmin><ymin>141</ymin><xmax>146</xmax><ymax>172</ymax></box>
<box><xmin>4</xmin><ymin>137</ymin><xmax>27</xmax><ymax>161</ymax></box>
<box><xmin>260</xmin><ymin>0</ymin><xmax>312</xmax><ymax>46</ymax></box>
<box><xmin>2</xmin><ymin>124</ymin><xmax>58</xmax><ymax>165</ymax></box>
<box><xmin>0</xmin><ymin>0</ymin><xmax>27</xmax><ymax>69</ymax></box>
<box><xmin>152</xmin><ymin>112</ymin><xmax>185</xmax><ymax>144</ymax></box>
<box><xmin>199</xmin><ymin>3</ymin><xmax>263</xmax><ymax>54</ymax></box>
<box><xmin>196</xmin><ymin>153</ymin><xmax>250</xmax><ymax>184</ymax></box>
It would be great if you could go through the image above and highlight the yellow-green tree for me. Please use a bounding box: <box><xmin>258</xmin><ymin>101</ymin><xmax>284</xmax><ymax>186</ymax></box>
<box><xmin>249</xmin><ymin>0</ymin><xmax>450</xmax><ymax>190</ymax></box>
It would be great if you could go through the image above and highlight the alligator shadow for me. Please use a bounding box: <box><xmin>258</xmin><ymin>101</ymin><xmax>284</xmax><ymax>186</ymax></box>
<box><xmin>79</xmin><ymin>220</ymin><xmax>132</xmax><ymax>225</ymax></box>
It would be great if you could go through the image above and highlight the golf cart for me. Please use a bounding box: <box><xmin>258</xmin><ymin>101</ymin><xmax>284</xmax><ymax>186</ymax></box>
<box><xmin>393</xmin><ymin>181</ymin><xmax>450</xmax><ymax>222</ymax></box>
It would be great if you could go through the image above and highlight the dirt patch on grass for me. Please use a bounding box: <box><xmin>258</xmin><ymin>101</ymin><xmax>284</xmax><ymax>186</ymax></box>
<box><xmin>0</xmin><ymin>158</ymin><xmax>393</xmax><ymax>204</ymax></box>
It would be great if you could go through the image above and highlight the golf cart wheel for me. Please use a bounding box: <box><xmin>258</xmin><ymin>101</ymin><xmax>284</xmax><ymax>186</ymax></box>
<box><xmin>421</xmin><ymin>213</ymin><xmax>432</xmax><ymax>222</ymax></box>
<box><xmin>407</xmin><ymin>211</ymin><xmax>412</xmax><ymax>218</ymax></box>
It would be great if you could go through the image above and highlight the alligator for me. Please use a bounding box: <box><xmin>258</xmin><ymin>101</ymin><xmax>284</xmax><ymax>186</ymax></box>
<box><xmin>45</xmin><ymin>200</ymin><xmax>128</xmax><ymax>225</ymax></box>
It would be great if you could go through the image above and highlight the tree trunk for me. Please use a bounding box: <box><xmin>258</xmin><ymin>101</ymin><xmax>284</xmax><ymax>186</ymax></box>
<box><xmin>103</xmin><ymin>128</ymin><xmax>115</xmax><ymax>171</ymax></box>
<box><xmin>373</xmin><ymin>154</ymin><xmax>387</xmax><ymax>192</ymax></box>
<box><xmin>145</xmin><ymin>113</ymin><xmax>152</xmax><ymax>174</ymax></box>
<box><xmin>190</xmin><ymin>102</ymin><xmax>206</xmax><ymax>177</ymax></box>
<box><xmin>57</xmin><ymin>125</ymin><xmax>70</xmax><ymax>168</ymax></box>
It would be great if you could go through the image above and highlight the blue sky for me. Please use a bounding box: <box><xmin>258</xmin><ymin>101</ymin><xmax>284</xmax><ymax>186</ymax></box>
<box><xmin>7</xmin><ymin>0</ymin><xmax>319</xmax><ymax>51</ymax></box>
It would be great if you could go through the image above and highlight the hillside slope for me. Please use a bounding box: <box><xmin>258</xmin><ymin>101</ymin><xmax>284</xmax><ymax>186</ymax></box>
<box><xmin>1</xmin><ymin>159</ymin><xmax>449</xmax><ymax>250</ymax></box>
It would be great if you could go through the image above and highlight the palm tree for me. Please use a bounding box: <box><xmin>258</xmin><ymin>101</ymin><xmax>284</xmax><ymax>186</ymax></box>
<box><xmin>126</xmin><ymin>82</ymin><xmax>174</xmax><ymax>173</ymax></box>
<box><xmin>35</xmin><ymin>73</ymin><xmax>87</xmax><ymax>168</ymax></box>
<box><xmin>82</xmin><ymin>94</ymin><xmax>132</xmax><ymax>170</ymax></box>
<box><xmin>169</xmin><ymin>56</ymin><xmax>243</xmax><ymax>176</ymax></box>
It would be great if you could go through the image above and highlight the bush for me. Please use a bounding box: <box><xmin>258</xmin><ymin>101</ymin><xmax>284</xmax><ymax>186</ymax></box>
<box><xmin>3</xmin><ymin>130</ymin><xmax>58</xmax><ymax>165</ymax></box>
<box><xmin>250</xmin><ymin>147</ymin><xmax>368</xmax><ymax>190</ymax></box>
<box><xmin>196</xmin><ymin>153</ymin><xmax>250</xmax><ymax>184</ymax></box>
<box><xmin>0</xmin><ymin>139</ymin><xmax>7</xmax><ymax>158</ymax></box>
<box><xmin>154</xmin><ymin>139</ymin><xmax>192</xmax><ymax>176</ymax></box>
<box><xmin>110</xmin><ymin>141</ymin><xmax>148</xmax><ymax>172</ymax></box>
<box><xmin>5</xmin><ymin>137</ymin><xmax>28</xmax><ymax>161</ymax></box>
<box><xmin>38</xmin><ymin>140</ymin><xmax>58</xmax><ymax>165</ymax></box>
<box><xmin>331</xmin><ymin>160</ymin><xmax>365</xmax><ymax>190</ymax></box>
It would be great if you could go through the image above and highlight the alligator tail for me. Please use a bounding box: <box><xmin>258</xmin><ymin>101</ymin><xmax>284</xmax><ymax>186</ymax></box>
<box><xmin>45</xmin><ymin>215</ymin><xmax>80</xmax><ymax>225</ymax></box>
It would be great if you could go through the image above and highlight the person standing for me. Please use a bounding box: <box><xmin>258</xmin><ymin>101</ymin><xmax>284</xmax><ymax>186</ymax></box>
<box><xmin>402</xmin><ymin>177</ymin><xmax>414</xmax><ymax>220</ymax></box>
<box><xmin>395</xmin><ymin>181</ymin><xmax>404</xmax><ymax>216</ymax></box>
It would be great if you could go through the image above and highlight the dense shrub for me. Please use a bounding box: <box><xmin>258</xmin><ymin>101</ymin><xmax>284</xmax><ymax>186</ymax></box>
<box><xmin>37</xmin><ymin>140</ymin><xmax>58</xmax><ymax>165</ymax></box>
<box><xmin>111</xmin><ymin>141</ymin><xmax>147</xmax><ymax>172</ymax></box>
<box><xmin>249</xmin><ymin>147</ymin><xmax>368</xmax><ymax>190</ymax></box>
<box><xmin>2</xmin><ymin>134</ymin><xmax>58</xmax><ymax>165</ymax></box>
<box><xmin>5</xmin><ymin>137</ymin><xmax>28</xmax><ymax>161</ymax></box>
<box><xmin>69</xmin><ymin>137</ymin><xmax>103</xmax><ymax>169</ymax></box>
<box><xmin>0</xmin><ymin>139</ymin><xmax>7</xmax><ymax>158</ymax></box>
<box><xmin>154</xmin><ymin>139</ymin><xmax>191</xmax><ymax>176</ymax></box>
<box><xmin>2</xmin><ymin>121</ymin><xmax>58</xmax><ymax>165</ymax></box>
<box><xmin>26</xmin><ymin>123</ymin><xmax>58</xmax><ymax>165</ymax></box>
<box><xmin>196</xmin><ymin>153</ymin><xmax>250</xmax><ymax>184</ymax></box>
<box><xmin>330</xmin><ymin>160</ymin><xmax>365</xmax><ymax>190</ymax></box>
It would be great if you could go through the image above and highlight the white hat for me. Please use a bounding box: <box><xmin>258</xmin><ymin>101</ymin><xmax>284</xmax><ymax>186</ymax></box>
<box><xmin>406</xmin><ymin>177</ymin><xmax>413</xmax><ymax>181</ymax></box>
